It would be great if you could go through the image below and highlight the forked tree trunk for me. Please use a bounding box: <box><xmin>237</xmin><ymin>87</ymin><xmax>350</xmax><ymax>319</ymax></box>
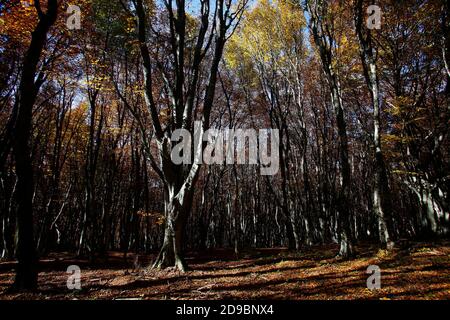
<box><xmin>132</xmin><ymin>0</ymin><xmax>238</xmax><ymax>271</ymax></box>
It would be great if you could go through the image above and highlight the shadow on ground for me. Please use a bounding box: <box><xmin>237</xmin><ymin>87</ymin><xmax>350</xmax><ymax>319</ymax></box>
<box><xmin>0</xmin><ymin>242</ymin><xmax>449</xmax><ymax>300</ymax></box>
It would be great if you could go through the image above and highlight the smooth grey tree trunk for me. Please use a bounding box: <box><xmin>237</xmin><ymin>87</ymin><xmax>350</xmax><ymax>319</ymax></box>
<box><xmin>307</xmin><ymin>0</ymin><xmax>355</xmax><ymax>258</ymax></box>
<box><xmin>355</xmin><ymin>0</ymin><xmax>393</xmax><ymax>249</ymax></box>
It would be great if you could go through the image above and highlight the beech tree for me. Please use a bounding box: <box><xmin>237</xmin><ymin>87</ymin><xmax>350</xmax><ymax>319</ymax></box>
<box><xmin>304</xmin><ymin>0</ymin><xmax>355</xmax><ymax>258</ymax></box>
<box><xmin>11</xmin><ymin>0</ymin><xmax>59</xmax><ymax>290</ymax></box>
<box><xmin>354</xmin><ymin>0</ymin><xmax>393</xmax><ymax>248</ymax></box>
<box><xmin>119</xmin><ymin>0</ymin><xmax>248</xmax><ymax>271</ymax></box>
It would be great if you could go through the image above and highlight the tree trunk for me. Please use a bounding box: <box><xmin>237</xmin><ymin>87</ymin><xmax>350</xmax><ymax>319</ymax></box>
<box><xmin>13</xmin><ymin>129</ymin><xmax>36</xmax><ymax>289</ymax></box>
<box><xmin>355</xmin><ymin>0</ymin><xmax>394</xmax><ymax>249</ymax></box>
<box><xmin>11</xmin><ymin>0</ymin><xmax>58</xmax><ymax>290</ymax></box>
<box><xmin>152</xmin><ymin>186</ymin><xmax>191</xmax><ymax>272</ymax></box>
<box><xmin>132</xmin><ymin>0</ymin><xmax>236</xmax><ymax>271</ymax></box>
<box><xmin>366</xmin><ymin>56</ymin><xmax>393</xmax><ymax>249</ymax></box>
<box><xmin>404</xmin><ymin>177</ymin><xmax>446</xmax><ymax>236</ymax></box>
<box><xmin>333</xmin><ymin>87</ymin><xmax>355</xmax><ymax>259</ymax></box>
<box><xmin>307</xmin><ymin>0</ymin><xmax>355</xmax><ymax>259</ymax></box>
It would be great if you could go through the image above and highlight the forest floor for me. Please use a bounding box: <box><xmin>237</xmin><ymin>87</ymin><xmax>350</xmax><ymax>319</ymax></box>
<box><xmin>0</xmin><ymin>241</ymin><xmax>449</xmax><ymax>300</ymax></box>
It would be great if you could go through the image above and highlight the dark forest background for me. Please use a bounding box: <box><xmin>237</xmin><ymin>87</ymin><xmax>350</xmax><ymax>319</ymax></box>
<box><xmin>0</xmin><ymin>0</ymin><xmax>448</xmax><ymax>290</ymax></box>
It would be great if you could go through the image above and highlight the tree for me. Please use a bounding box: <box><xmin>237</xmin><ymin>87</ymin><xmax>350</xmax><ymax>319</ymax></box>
<box><xmin>226</xmin><ymin>0</ymin><xmax>308</xmax><ymax>249</ymax></box>
<box><xmin>121</xmin><ymin>0</ymin><xmax>248</xmax><ymax>271</ymax></box>
<box><xmin>354</xmin><ymin>0</ymin><xmax>393</xmax><ymax>249</ymax></box>
<box><xmin>304</xmin><ymin>0</ymin><xmax>355</xmax><ymax>258</ymax></box>
<box><xmin>12</xmin><ymin>0</ymin><xmax>58</xmax><ymax>290</ymax></box>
